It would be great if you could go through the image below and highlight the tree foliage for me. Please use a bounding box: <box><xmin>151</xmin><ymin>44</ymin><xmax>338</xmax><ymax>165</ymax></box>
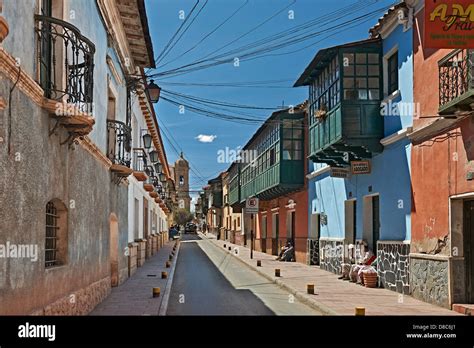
<box><xmin>174</xmin><ymin>209</ymin><xmax>194</xmax><ymax>226</ymax></box>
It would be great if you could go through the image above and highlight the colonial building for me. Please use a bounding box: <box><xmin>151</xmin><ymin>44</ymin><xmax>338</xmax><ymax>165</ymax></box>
<box><xmin>0</xmin><ymin>0</ymin><xmax>173</xmax><ymax>314</ymax></box>
<box><xmin>228</xmin><ymin>106</ymin><xmax>309</xmax><ymax>263</ymax></box>
<box><xmin>206</xmin><ymin>173</ymin><xmax>224</xmax><ymax>237</ymax></box>
<box><xmin>408</xmin><ymin>0</ymin><xmax>474</xmax><ymax>309</ymax></box>
<box><xmin>294</xmin><ymin>1</ymin><xmax>415</xmax><ymax>295</ymax></box>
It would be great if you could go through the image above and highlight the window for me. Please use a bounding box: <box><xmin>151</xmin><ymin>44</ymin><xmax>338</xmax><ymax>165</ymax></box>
<box><xmin>387</xmin><ymin>52</ymin><xmax>398</xmax><ymax>95</ymax></box>
<box><xmin>309</xmin><ymin>56</ymin><xmax>340</xmax><ymax>125</ymax></box>
<box><xmin>261</xmin><ymin>216</ymin><xmax>267</xmax><ymax>239</ymax></box>
<box><xmin>237</xmin><ymin>216</ymin><xmax>241</xmax><ymax>228</ymax></box>
<box><xmin>179</xmin><ymin>175</ymin><xmax>184</xmax><ymax>186</ymax></box>
<box><xmin>45</xmin><ymin>200</ymin><xmax>67</xmax><ymax>268</ymax></box>
<box><xmin>282</xmin><ymin>119</ymin><xmax>303</xmax><ymax>160</ymax></box>
<box><xmin>343</xmin><ymin>52</ymin><xmax>380</xmax><ymax>101</ymax></box>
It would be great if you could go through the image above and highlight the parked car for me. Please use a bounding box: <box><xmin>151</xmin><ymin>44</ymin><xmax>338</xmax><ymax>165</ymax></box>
<box><xmin>185</xmin><ymin>222</ymin><xmax>197</xmax><ymax>234</ymax></box>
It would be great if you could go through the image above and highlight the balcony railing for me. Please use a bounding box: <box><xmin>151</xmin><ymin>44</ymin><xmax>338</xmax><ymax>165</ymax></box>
<box><xmin>439</xmin><ymin>49</ymin><xmax>474</xmax><ymax>114</ymax></box>
<box><xmin>35</xmin><ymin>15</ymin><xmax>95</xmax><ymax>113</ymax></box>
<box><xmin>132</xmin><ymin>148</ymin><xmax>148</xmax><ymax>171</ymax></box>
<box><xmin>107</xmin><ymin>120</ymin><xmax>131</xmax><ymax>167</ymax></box>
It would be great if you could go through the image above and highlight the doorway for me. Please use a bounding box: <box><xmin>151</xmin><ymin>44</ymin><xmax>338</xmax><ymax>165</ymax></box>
<box><xmin>109</xmin><ymin>214</ymin><xmax>119</xmax><ymax>287</ymax></box>
<box><xmin>463</xmin><ymin>200</ymin><xmax>474</xmax><ymax>303</ymax></box>
<box><xmin>363</xmin><ymin>194</ymin><xmax>380</xmax><ymax>254</ymax></box>
<box><xmin>261</xmin><ymin>215</ymin><xmax>267</xmax><ymax>253</ymax></box>
<box><xmin>272</xmin><ymin>213</ymin><xmax>279</xmax><ymax>255</ymax></box>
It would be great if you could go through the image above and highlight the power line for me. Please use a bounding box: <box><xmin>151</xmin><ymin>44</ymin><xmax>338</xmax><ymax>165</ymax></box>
<box><xmin>158</xmin><ymin>0</ymin><xmax>210</xmax><ymax>66</ymax></box>
<box><xmin>159</xmin><ymin>0</ymin><xmax>249</xmax><ymax>69</ymax></box>
<box><xmin>148</xmin><ymin>1</ymin><xmax>391</xmax><ymax>79</ymax></box>
<box><xmin>154</xmin><ymin>0</ymin><xmax>201</xmax><ymax>66</ymax></box>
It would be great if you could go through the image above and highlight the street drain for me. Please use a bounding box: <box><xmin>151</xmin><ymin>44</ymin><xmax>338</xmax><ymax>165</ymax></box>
<box><xmin>147</xmin><ymin>274</ymin><xmax>157</xmax><ymax>277</ymax></box>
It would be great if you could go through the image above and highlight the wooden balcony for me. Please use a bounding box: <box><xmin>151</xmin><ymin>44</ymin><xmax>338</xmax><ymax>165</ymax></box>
<box><xmin>295</xmin><ymin>38</ymin><xmax>383</xmax><ymax>166</ymax></box>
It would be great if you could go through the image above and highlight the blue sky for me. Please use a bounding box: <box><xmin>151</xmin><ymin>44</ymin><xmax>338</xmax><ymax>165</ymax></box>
<box><xmin>145</xmin><ymin>0</ymin><xmax>397</xmax><ymax>197</ymax></box>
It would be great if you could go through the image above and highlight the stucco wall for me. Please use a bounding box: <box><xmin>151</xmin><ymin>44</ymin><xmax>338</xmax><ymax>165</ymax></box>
<box><xmin>0</xmin><ymin>1</ymin><xmax>131</xmax><ymax>314</ymax></box>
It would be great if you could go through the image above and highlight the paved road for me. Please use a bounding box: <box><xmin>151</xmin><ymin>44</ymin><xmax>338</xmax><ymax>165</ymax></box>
<box><xmin>166</xmin><ymin>234</ymin><xmax>321</xmax><ymax>315</ymax></box>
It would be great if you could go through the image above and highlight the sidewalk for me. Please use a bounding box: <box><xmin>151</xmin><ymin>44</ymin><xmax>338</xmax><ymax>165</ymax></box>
<box><xmin>90</xmin><ymin>240</ymin><xmax>178</xmax><ymax>316</ymax></box>
<box><xmin>202</xmin><ymin>233</ymin><xmax>460</xmax><ymax>316</ymax></box>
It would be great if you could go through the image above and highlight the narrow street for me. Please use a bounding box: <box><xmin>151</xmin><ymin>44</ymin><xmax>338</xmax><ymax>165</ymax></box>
<box><xmin>166</xmin><ymin>234</ymin><xmax>321</xmax><ymax>315</ymax></box>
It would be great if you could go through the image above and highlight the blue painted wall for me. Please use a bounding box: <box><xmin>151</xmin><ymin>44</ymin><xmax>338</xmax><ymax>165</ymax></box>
<box><xmin>307</xmin><ymin>21</ymin><xmax>413</xmax><ymax>243</ymax></box>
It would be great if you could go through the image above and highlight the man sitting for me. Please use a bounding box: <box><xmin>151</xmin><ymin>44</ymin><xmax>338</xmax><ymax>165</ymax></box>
<box><xmin>276</xmin><ymin>241</ymin><xmax>294</xmax><ymax>261</ymax></box>
<box><xmin>349</xmin><ymin>243</ymin><xmax>376</xmax><ymax>284</ymax></box>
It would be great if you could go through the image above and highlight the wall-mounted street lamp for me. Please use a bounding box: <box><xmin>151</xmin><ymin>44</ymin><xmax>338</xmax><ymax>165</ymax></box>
<box><xmin>142</xmin><ymin>133</ymin><xmax>152</xmax><ymax>149</ymax></box>
<box><xmin>159</xmin><ymin>173</ymin><xmax>167</xmax><ymax>182</ymax></box>
<box><xmin>154</xmin><ymin>162</ymin><xmax>163</xmax><ymax>174</ymax></box>
<box><xmin>147</xmin><ymin>80</ymin><xmax>161</xmax><ymax>103</ymax></box>
<box><xmin>149</xmin><ymin>150</ymin><xmax>159</xmax><ymax>163</ymax></box>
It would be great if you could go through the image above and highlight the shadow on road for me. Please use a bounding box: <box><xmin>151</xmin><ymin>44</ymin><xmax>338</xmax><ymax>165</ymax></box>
<box><xmin>166</xmin><ymin>239</ymin><xmax>275</xmax><ymax>316</ymax></box>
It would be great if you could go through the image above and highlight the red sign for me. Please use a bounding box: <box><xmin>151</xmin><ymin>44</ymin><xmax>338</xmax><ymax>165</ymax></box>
<box><xmin>425</xmin><ymin>0</ymin><xmax>474</xmax><ymax>48</ymax></box>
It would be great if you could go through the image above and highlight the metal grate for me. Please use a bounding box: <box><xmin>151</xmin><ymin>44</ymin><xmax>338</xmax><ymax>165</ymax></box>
<box><xmin>439</xmin><ymin>49</ymin><xmax>473</xmax><ymax>108</ymax></box>
<box><xmin>45</xmin><ymin>202</ymin><xmax>59</xmax><ymax>268</ymax></box>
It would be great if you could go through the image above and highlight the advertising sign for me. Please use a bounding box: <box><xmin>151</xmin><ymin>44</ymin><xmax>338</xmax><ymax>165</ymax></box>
<box><xmin>330</xmin><ymin>167</ymin><xmax>350</xmax><ymax>178</ymax></box>
<box><xmin>351</xmin><ymin>161</ymin><xmax>371</xmax><ymax>175</ymax></box>
<box><xmin>425</xmin><ymin>0</ymin><xmax>474</xmax><ymax>49</ymax></box>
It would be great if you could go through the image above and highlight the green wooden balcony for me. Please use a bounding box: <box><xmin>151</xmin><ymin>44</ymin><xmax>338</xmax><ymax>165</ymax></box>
<box><xmin>438</xmin><ymin>49</ymin><xmax>474</xmax><ymax>115</ymax></box>
<box><xmin>239</xmin><ymin>110</ymin><xmax>305</xmax><ymax>202</ymax></box>
<box><xmin>210</xmin><ymin>190</ymin><xmax>223</xmax><ymax>208</ymax></box>
<box><xmin>295</xmin><ymin>38</ymin><xmax>384</xmax><ymax>166</ymax></box>
<box><xmin>229</xmin><ymin>175</ymin><xmax>240</xmax><ymax>206</ymax></box>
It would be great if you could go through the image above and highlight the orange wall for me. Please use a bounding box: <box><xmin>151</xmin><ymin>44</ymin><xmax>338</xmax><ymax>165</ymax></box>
<box><xmin>411</xmin><ymin>8</ymin><xmax>474</xmax><ymax>252</ymax></box>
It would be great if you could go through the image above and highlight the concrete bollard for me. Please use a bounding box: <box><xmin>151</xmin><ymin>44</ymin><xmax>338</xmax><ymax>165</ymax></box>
<box><xmin>152</xmin><ymin>287</ymin><xmax>161</xmax><ymax>298</ymax></box>
<box><xmin>165</xmin><ymin>261</ymin><xmax>171</xmax><ymax>268</ymax></box>
<box><xmin>161</xmin><ymin>271</ymin><xmax>168</xmax><ymax>279</ymax></box>
<box><xmin>257</xmin><ymin>260</ymin><xmax>262</xmax><ymax>267</ymax></box>
<box><xmin>355</xmin><ymin>307</ymin><xmax>365</xmax><ymax>316</ymax></box>
<box><xmin>275</xmin><ymin>269</ymin><xmax>281</xmax><ymax>277</ymax></box>
<box><xmin>169</xmin><ymin>255</ymin><xmax>173</xmax><ymax>261</ymax></box>
<box><xmin>228</xmin><ymin>246</ymin><xmax>231</xmax><ymax>251</ymax></box>
<box><xmin>307</xmin><ymin>284</ymin><xmax>315</xmax><ymax>294</ymax></box>
<box><xmin>224</xmin><ymin>244</ymin><xmax>226</xmax><ymax>248</ymax></box>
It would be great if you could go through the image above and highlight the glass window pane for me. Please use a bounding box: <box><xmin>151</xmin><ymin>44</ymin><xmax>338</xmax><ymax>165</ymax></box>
<box><xmin>344</xmin><ymin>89</ymin><xmax>358</xmax><ymax>100</ymax></box>
<box><xmin>293</xmin><ymin>128</ymin><xmax>302</xmax><ymax>139</ymax></box>
<box><xmin>356</xmin><ymin>53</ymin><xmax>367</xmax><ymax>64</ymax></box>
<box><xmin>368</xmin><ymin>53</ymin><xmax>379</xmax><ymax>64</ymax></box>
<box><xmin>369</xmin><ymin>89</ymin><xmax>380</xmax><ymax>100</ymax></box>
<box><xmin>283</xmin><ymin>150</ymin><xmax>291</xmax><ymax>160</ymax></box>
<box><xmin>294</xmin><ymin>140</ymin><xmax>302</xmax><ymax>151</ymax></box>
<box><xmin>344</xmin><ymin>78</ymin><xmax>354</xmax><ymax>88</ymax></box>
<box><xmin>283</xmin><ymin>140</ymin><xmax>292</xmax><ymax>150</ymax></box>
<box><xmin>344</xmin><ymin>65</ymin><xmax>354</xmax><ymax>76</ymax></box>
<box><xmin>368</xmin><ymin>77</ymin><xmax>379</xmax><ymax>88</ymax></box>
<box><xmin>368</xmin><ymin>65</ymin><xmax>379</xmax><ymax>76</ymax></box>
<box><xmin>356</xmin><ymin>65</ymin><xmax>367</xmax><ymax>76</ymax></box>
<box><xmin>283</xmin><ymin>128</ymin><xmax>292</xmax><ymax>139</ymax></box>
<box><xmin>355</xmin><ymin>78</ymin><xmax>367</xmax><ymax>88</ymax></box>
<box><xmin>358</xmin><ymin>89</ymin><xmax>368</xmax><ymax>100</ymax></box>
<box><xmin>293</xmin><ymin>150</ymin><xmax>302</xmax><ymax>160</ymax></box>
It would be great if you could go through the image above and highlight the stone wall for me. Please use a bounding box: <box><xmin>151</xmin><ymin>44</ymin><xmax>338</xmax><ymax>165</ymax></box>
<box><xmin>319</xmin><ymin>240</ymin><xmax>344</xmax><ymax>274</ymax></box>
<box><xmin>377</xmin><ymin>242</ymin><xmax>410</xmax><ymax>294</ymax></box>
<box><xmin>410</xmin><ymin>256</ymin><xmax>449</xmax><ymax>308</ymax></box>
<box><xmin>31</xmin><ymin>277</ymin><xmax>111</xmax><ymax>315</ymax></box>
<box><xmin>306</xmin><ymin>239</ymin><xmax>319</xmax><ymax>265</ymax></box>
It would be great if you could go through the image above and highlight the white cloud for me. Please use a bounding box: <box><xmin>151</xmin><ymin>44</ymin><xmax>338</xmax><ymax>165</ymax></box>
<box><xmin>195</xmin><ymin>134</ymin><xmax>217</xmax><ymax>143</ymax></box>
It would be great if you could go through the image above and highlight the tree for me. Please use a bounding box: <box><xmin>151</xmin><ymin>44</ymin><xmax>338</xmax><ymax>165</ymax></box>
<box><xmin>174</xmin><ymin>209</ymin><xmax>193</xmax><ymax>226</ymax></box>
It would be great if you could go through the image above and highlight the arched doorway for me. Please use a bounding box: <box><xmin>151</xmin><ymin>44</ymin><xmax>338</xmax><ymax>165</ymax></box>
<box><xmin>109</xmin><ymin>213</ymin><xmax>119</xmax><ymax>287</ymax></box>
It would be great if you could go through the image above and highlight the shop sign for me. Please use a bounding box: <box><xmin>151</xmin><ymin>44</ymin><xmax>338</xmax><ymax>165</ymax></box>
<box><xmin>351</xmin><ymin>161</ymin><xmax>371</xmax><ymax>175</ymax></box>
<box><xmin>425</xmin><ymin>0</ymin><xmax>474</xmax><ymax>48</ymax></box>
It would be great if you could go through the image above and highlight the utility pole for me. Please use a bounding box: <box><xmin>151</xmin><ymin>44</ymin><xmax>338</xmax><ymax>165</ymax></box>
<box><xmin>250</xmin><ymin>213</ymin><xmax>254</xmax><ymax>259</ymax></box>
